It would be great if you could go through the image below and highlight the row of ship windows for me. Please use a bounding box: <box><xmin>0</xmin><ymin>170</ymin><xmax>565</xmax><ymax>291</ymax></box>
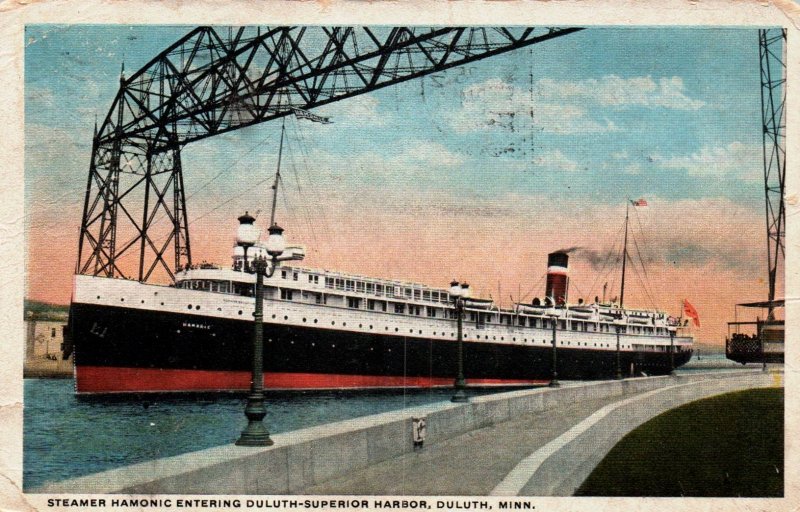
<box><xmin>105</xmin><ymin>294</ymin><xmax>684</xmax><ymax>352</ymax></box>
<box><xmin>182</xmin><ymin>276</ymin><xmax>451</xmax><ymax>304</ymax></box>
<box><xmin>106</xmin><ymin>293</ymin><xmax>668</xmax><ymax>339</ymax></box>
<box><xmin>321</xmin><ymin>276</ymin><xmax>451</xmax><ymax>303</ymax></box>
<box><xmin>176</xmin><ymin>280</ymin><xmax>668</xmax><ymax>336</ymax></box>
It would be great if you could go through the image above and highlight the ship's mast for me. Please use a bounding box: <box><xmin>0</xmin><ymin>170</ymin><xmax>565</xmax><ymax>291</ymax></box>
<box><xmin>619</xmin><ymin>201</ymin><xmax>629</xmax><ymax>308</ymax></box>
<box><xmin>268</xmin><ymin>118</ymin><xmax>286</xmax><ymax>227</ymax></box>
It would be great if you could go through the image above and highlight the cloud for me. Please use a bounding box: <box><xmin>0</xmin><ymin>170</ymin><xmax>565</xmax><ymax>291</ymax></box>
<box><xmin>398</xmin><ymin>141</ymin><xmax>464</xmax><ymax>167</ymax></box>
<box><xmin>313</xmin><ymin>95</ymin><xmax>388</xmax><ymax>128</ymax></box>
<box><xmin>450</xmin><ymin>75</ymin><xmax>704</xmax><ymax>135</ymax></box>
<box><xmin>536</xmin><ymin>75</ymin><xmax>705</xmax><ymax>110</ymax></box>
<box><xmin>451</xmin><ymin>78</ymin><xmax>618</xmax><ymax>135</ymax></box>
<box><xmin>25</xmin><ymin>85</ymin><xmax>57</xmax><ymax>109</ymax></box>
<box><xmin>653</xmin><ymin>142</ymin><xmax>761</xmax><ymax>180</ymax></box>
<box><xmin>532</xmin><ymin>149</ymin><xmax>580</xmax><ymax>172</ymax></box>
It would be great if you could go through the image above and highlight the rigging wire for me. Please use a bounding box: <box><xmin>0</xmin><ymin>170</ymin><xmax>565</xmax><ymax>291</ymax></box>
<box><xmin>586</xmin><ymin>220</ymin><xmax>626</xmax><ymax>299</ymax></box>
<box><xmin>287</xmin><ymin>114</ymin><xmax>339</xmax><ymax>254</ymax></box>
<box><xmin>284</xmin><ymin>117</ymin><xmax>324</xmax><ymax>254</ymax></box>
<box><xmin>626</xmin><ymin>251</ymin><xmax>659</xmax><ymax>311</ymax></box>
<box><xmin>629</xmin><ymin>229</ymin><xmax>659</xmax><ymax>309</ymax></box>
<box><xmin>519</xmin><ymin>272</ymin><xmax>547</xmax><ymax>304</ymax></box>
<box><xmin>112</xmin><ymin>127</ymin><xmax>285</xmax><ymax>263</ymax></box>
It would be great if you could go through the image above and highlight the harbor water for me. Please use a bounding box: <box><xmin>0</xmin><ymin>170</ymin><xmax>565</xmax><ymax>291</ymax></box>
<box><xmin>23</xmin><ymin>379</ymin><xmax>517</xmax><ymax>491</ymax></box>
<box><xmin>23</xmin><ymin>353</ymin><xmax>748</xmax><ymax>491</ymax></box>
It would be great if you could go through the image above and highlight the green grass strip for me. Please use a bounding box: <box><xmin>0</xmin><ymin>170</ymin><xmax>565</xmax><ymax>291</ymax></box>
<box><xmin>576</xmin><ymin>387</ymin><xmax>783</xmax><ymax>497</ymax></box>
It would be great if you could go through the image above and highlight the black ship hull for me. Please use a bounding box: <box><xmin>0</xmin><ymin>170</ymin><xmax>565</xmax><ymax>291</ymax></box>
<box><xmin>70</xmin><ymin>302</ymin><xmax>693</xmax><ymax>393</ymax></box>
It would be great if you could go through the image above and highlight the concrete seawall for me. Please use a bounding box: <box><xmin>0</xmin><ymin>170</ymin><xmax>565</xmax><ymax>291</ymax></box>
<box><xmin>41</xmin><ymin>369</ymin><xmax>779</xmax><ymax>495</ymax></box>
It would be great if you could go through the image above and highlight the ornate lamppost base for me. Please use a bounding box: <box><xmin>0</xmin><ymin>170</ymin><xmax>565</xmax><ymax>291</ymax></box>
<box><xmin>236</xmin><ymin>395</ymin><xmax>274</xmax><ymax>446</ymax></box>
<box><xmin>451</xmin><ymin>387</ymin><xmax>469</xmax><ymax>403</ymax></box>
<box><xmin>236</xmin><ymin>418</ymin><xmax>274</xmax><ymax>446</ymax></box>
<box><xmin>236</xmin><ymin>425</ymin><xmax>274</xmax><ymax>446</ymax></box>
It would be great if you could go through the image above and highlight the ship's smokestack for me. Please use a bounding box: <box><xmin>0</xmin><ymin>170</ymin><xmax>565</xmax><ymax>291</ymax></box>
<box><xmin>546</xmin><ymin>252</ymin><xmax>569</xmax><ymax>305</ymax></box>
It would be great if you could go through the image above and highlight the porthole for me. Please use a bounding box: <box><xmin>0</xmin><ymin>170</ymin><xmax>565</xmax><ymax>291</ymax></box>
<box><xmin>238</xmin><ymin>310</ymin><xmax>243</xmax><ymax>315</ymax></box>
<box><xmin>332</xmin><ymin>321</ymin><xmax>336</xmax><ymax>325</ymax></box>
<box><xmin>359</xmin><ymin>324</ymin><xmax>363</xmax><ymax>328</ymax></box>
<box><xmin>314</xmin><ymin>319</ymin><xmax>318</xmax><ymax>323</ymax></box>
<box><xmin>513</xmin><ymin>337</ymin><xmax>516</xmax><ymax>342</ymax></box>
<box><xmin>395</xmin><ymin>327</ymin><xmax>399</xmax><ymax>332</ymax></box>
<box><xmin>120</xmin><ymin>298</ymin><xmax>125</xmax><ymax>302</ymax></box>
<box><xmin>343</xmin><ymin>322</ymin><xmax>347</xmax><ymax>326</ymax></box>
<box><xmin>217</xmin><ymin>307</ymin><xmax>221</xmax><ymax>311</ymax></box>
<box><xmin>433</xmin><ymin>331</ymin><xmax>437</xmax><ymax>336</ymax></box>
<box><xmin>187</xmin><ymin>304</ymin><xmax>192</xmax><ymax>309</ymax></box>
<box><xmin>369</xmin><ymin>325</ymin><xmax>373</xmax><ymax>329</ymax></box>
<box><xmin>386</xmin><ymin>326</ymin><xmax>389</xmax><ymax>331</ymax></box>
<box><xmin>303</xmin><ymin>318</ymin><xmax>307</xmax><ymax>322</ymax></box>
<box><xmin>419</xmin><ymin>330</ymin><xmax>422</xmax><ymax>334</ymax></box>
<box><xmin>141</xmin><ymin>300</ymin><xmax>145</xmax><ymax>304</ymax></box>
<box><xmin>97</xmin><ymin>295</ymin><xmax>100</xmax><ymax>299</ymax></box>
<box><xmin>284</xmin><ymin>315</ymin><xmax>288</xmax><ymax>320</ymax></box>
<box><xmin>195</xmin><ymin>305</ymin><xmax>200</xmax><ymax>310</ymax></box>
<box><xmin>161</xmin><ymin>302</ymin><xmax>165</xmax><ymax>306</ymax></box>
<box><xmin>272</xmin><ymin>314</ymin><xmax>276</xmax><ymax>319</ymax></box>
<box><xmin>410</xmin><ymin>329</ymin><xmax>413</xmax><ymax>333</ymax></box>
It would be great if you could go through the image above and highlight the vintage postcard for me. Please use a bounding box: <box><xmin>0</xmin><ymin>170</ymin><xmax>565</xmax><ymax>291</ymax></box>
<box><xmin>1</xmin><ymin>0</ymin><xmax>797</xmax><ymax>510</ymax></box>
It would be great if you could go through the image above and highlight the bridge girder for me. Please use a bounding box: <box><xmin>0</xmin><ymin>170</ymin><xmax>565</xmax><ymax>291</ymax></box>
<box><xmin>78</xmin><ymin>26</ymin><xmax>583</xmax><ymax>282</ymax></box>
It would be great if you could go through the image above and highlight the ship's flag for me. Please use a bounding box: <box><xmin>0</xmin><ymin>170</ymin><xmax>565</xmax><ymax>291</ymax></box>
<box><xmin>683</xmin><ymin>299</ymin><xmax>701</xmax><ymax>327</ymax></box>
<box><xmin>631</xmin><ymin>198</ymin><xmax>648</xmax><ymax>207</ymax></box>
<box><xmin>293</xmin><ymin>108</ymin><xmax>332</xmax><ymax>124</ymax></box>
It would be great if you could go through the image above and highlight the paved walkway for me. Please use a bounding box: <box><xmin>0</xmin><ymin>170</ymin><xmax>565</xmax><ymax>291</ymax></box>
<box><xmin>300</xmin><ymin>372</ymin><xmax>777</xmax><ymax>496</ymax></box>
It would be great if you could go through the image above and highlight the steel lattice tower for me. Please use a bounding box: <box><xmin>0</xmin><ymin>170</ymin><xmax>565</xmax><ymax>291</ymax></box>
<box><xmin>758</xmin><ymin>28</ymin><xmax>786</xmax><ymax>318</ymax></box>
<box><xmin>76</xmin><ymin>26</ymin><xmax>583</xmax><ymax>283</ymax></box>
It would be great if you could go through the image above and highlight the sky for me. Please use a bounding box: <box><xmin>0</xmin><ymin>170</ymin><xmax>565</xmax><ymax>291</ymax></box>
<box><xmin>24</xmin><ymin>25</ymin><xmax>784</xmax><ymax>345</ymax></box>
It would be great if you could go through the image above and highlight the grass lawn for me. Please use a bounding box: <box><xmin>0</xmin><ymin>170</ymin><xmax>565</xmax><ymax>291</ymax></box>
<box><xmin>576</xmin><ymin>387</ymin><xmax>783</xmax><ymax>497</ymax></box>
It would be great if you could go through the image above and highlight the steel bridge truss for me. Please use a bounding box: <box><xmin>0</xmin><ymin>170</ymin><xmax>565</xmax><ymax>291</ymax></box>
<box><xmin>77</xmin><ymin>26</ymin><xmax>583</xmax><ymax>282</ymax></box>
<box><xmin>758</xmin><ymin>28</ymin><xmax>786</xmax><ymax>316</ymax></box>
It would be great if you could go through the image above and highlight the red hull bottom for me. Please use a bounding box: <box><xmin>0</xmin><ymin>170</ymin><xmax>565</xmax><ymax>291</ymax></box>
<box><xmin>75</xmin><ymin>366</ymin><xmax>549</xmax><ymax>394</ymax></box>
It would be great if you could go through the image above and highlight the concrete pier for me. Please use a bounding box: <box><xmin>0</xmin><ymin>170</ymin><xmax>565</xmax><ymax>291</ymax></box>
<box><xmin>40</xmin><ymin>369</ymin><xmax>780</xmax><ymax>495</ymax></box>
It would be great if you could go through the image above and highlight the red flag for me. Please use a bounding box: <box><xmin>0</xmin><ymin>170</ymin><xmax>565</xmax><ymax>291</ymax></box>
<box><xmin>631</xmin><ymin>198</ymin><xmax>648</xmax><ymax>207</ymax></box>
<box><xmin>683</xmin><ymin>299</ymin><xmax>700</xmax><ymax>327</ymax></box>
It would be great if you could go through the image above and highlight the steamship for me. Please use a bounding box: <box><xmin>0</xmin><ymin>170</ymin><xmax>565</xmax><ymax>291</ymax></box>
<box><xmin>66</xmin><ymin>218</ymin><xmax>693</xmax><ymax>394</ymax></box>
<box><xmin>66</xmin><ymin>120</ymin><xmax>693</xmax><ymax>394</ymax></box>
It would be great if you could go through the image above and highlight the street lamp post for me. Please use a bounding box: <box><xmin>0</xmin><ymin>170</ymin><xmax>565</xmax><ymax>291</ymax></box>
<box><xmin>450</xmin><ymin>281</ymin><xmax>470</xmax><ymax>403</ymax></box>
<box><xmin>614</xmin><ymin>317</ymin><xmax>625</xmax><ymax>380</ymax></box>
<box><xmin>235</xmin><ymin>220</ymin><xmax>294</xmax><ymax>447</ymax></box>
<box><xmin>614</xmin><ymin>325</ymin><xmax>623</xmax><ymax>380</ymax></box>
<box><xmin>549</xmin><ymin>311</ymin><xmax>560</xmax><ymax>388</ymax></box>
<box><xmin>669</xmin><ymin>329</ymin><xmax>675</xmax><ymax>376</ymax></box>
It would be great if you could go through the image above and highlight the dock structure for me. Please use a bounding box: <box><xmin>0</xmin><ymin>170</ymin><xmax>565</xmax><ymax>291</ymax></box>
<box><xmin>40</xmin><ymin>370</ymin><xmax>779</xmax><ymax>496</ymax></box>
